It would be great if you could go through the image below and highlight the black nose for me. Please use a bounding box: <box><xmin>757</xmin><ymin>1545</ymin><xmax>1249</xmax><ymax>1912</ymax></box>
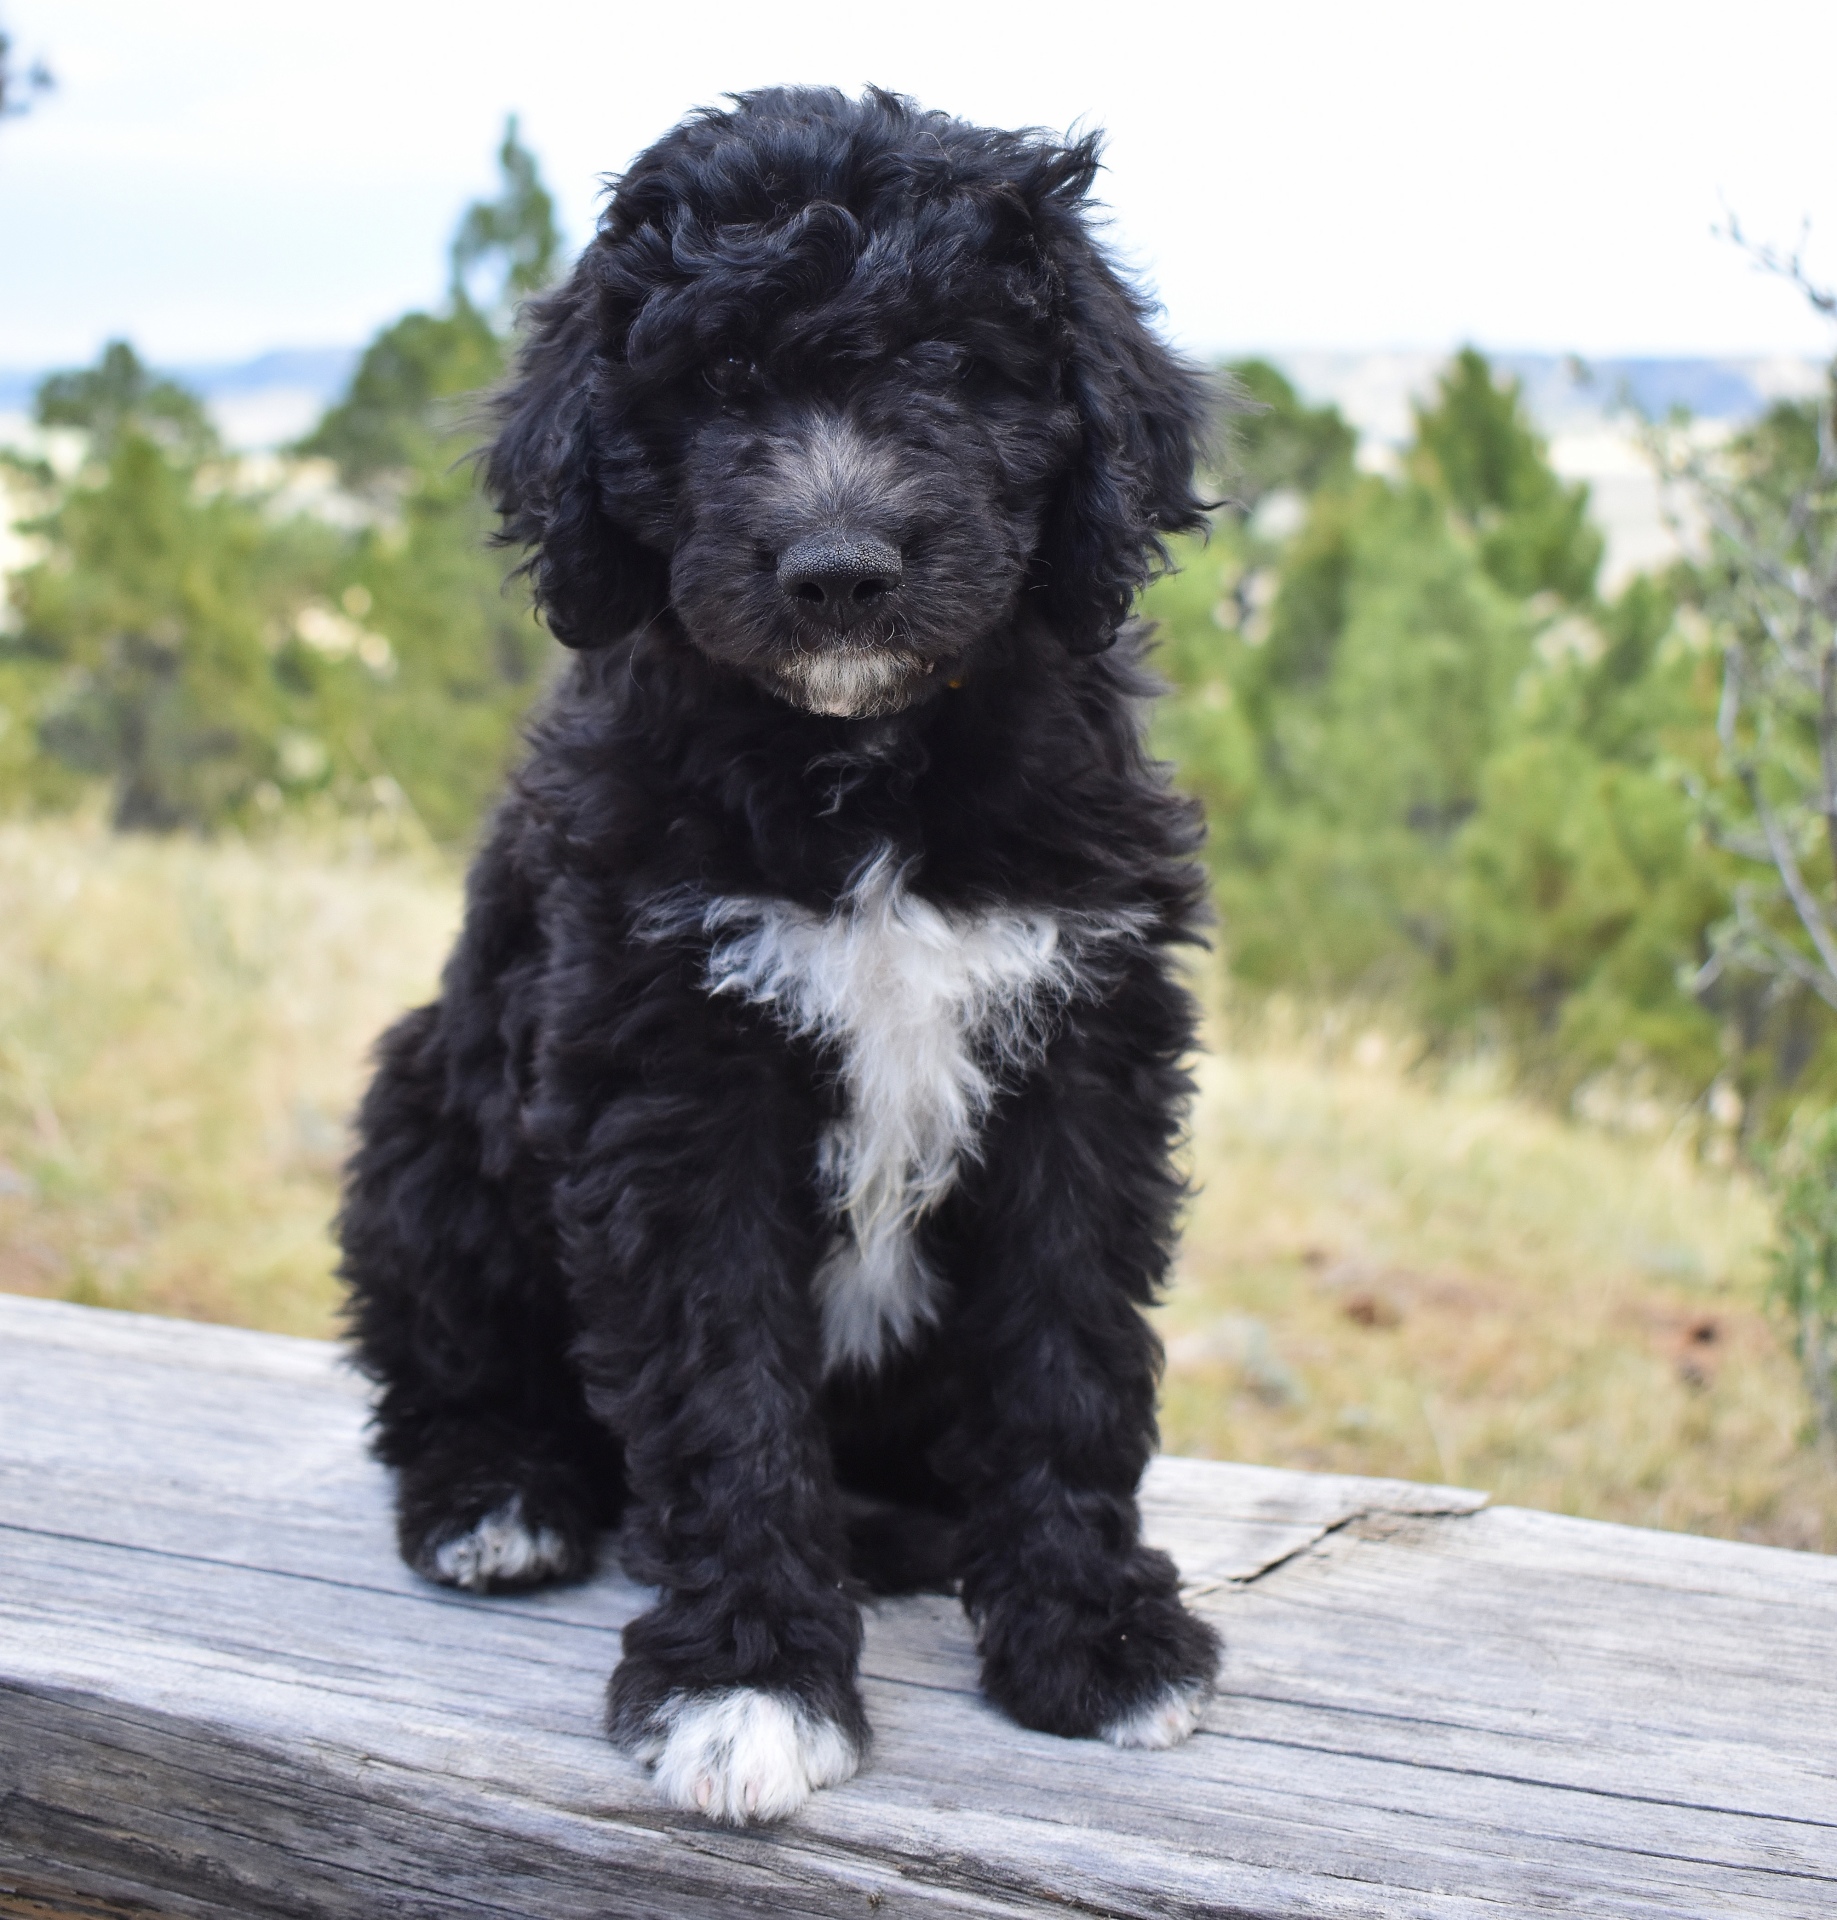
<box><xmin>776</xmin><ymin>533</ymin><xmax>903</xmax><ymax>630</ymax></box>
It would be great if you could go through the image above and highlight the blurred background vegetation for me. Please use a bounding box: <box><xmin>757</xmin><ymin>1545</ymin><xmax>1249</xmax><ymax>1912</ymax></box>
<box><xmin>1</xmin><ymin>119</ymin><xmax>558</xmax><ymax>843</ymax></box>
<box><xmin>5</xmin><ymin>125</ymin><xmax>1837</xmax><ymax>1548</ymax></box>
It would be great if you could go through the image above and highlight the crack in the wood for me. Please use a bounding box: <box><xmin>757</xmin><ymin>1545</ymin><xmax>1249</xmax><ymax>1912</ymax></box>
<box><xmin>1218</xmin><ymin>1685</ymin><xmax>1581</xmax><ymax>1747</ymax></box>
<box><xmin>0</xmin><ymin>1520</ymin><xmax>639</xmax><ymax>1636</ymax></box>
<box><xmin>1196</xmin><ymin>1723</ymin><xmax>1837</xmax><ymax>1837</ymax></box>
<box><xmin>1180</xmin><ymin>1500</ymin><xmax>1485</xmax><ymax>1598</ymax></box>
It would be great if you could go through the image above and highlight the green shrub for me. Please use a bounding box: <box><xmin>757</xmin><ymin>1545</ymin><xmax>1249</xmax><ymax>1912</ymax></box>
<box><xmin>0</xmin><ymin>119</ymin><xmax>563</xmax><ymax>846</ymax></box>
<box><xmin>4</xmin><ymin>349</ymin><xmax>346</xmax><ymax>829</ymax></box>
<box><xmin>1148</xmin><ymin>350</ymin><xmax>1759</xmax><ymax>1106</ymax></box>
<box><xmin>1771</xmin><ymin>1106</ymin><xmax>1837</xmax><ymax>1441</ymax></box>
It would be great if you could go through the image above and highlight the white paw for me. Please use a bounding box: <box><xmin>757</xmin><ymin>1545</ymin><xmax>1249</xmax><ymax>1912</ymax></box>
<box><xmin>633</xmin><ymin>1688</ymin><xmax>860</xmax><ymax>1824</ymax></box>
<box><xmin>1101</xmin><ymin>1679</ymin><xmax>1212</xmax><ymax>1750</ymax></box>
<box><xmin>427</xmin><ymin>1499</ymin><xmax>574</xmax><ymax>1592</ymax></box>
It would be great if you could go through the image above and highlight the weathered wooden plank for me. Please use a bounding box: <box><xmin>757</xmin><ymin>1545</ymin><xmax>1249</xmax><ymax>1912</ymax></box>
<box><xmin>0</xmin><ymin>1295</ymin><xmax>1467</xmax><ymax>1594</ymax></box>
<box><xmin>2</xmin><ymin>1292</ymin><xmax>1834</xmax><ymax>1919</ymax></box>
<box><xmin>8</xmin><ymin>1526</ymin><xmax>1830</xmax><ymax>1915</ymax></box>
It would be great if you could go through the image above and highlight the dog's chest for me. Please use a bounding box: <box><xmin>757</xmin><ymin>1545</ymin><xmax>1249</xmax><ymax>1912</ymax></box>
<box><xmin>697</xmin><ymin>858</ymin><xmax>1079</xmax><ymax>1373</ymax></box>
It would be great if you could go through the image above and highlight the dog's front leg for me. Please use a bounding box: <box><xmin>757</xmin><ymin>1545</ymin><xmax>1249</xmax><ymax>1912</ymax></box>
<box><xmin>952</xmin><ymin>956</ymin><xmax>1221</xmax><ymax>1748</ymax></box>
<box><xmin>549</xmin><ymin>1025</ymin><xmax>865</xmax><ymax>1824</ymax></box>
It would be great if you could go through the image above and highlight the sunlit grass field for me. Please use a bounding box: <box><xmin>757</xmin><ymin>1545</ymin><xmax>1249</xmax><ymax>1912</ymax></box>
<box><xmin>2</xmin><ymin>818</ymin><xmax>1831</xmax><ymax>1549</ymax></box>
<box><xmin>1158</xmin><ymin>1003</ymin><xmax>1836</xmax><ymax>1550</ymax></box>
<box><xmin>0</xmin><ymin>816</ymin><xmax>459</xmax><ymax>1334</ymax></box>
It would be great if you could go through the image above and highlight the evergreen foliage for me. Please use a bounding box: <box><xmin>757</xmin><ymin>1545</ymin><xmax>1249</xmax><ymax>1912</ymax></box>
<box><xmin>1</xmin><ymin>120</ymin><xmax>562</xmax><ymax>843</ymax></box>
<box><xmin>449</xmin><ymin>114</ymin><xmax>563</xmax><ymax>318</ymax></box>
<box><xmin>2</xmin><ymin>157</ymin><xmax>1832</xmax><ymax>1133</ymax></box>
<box><xmin>1772</xmin><ymin>1105</ymin><xmax>1837</xmax><ymax>1441</ymax></box>
<box><xmin>1408</xmin><ymin>347</ymin><xmax>1603</xmax><ymax>603</ymax></box>
<box><xmin>1218</xmin><ymin>359</ymin><xmax>1356</xmax><ymax>512</ymax></box>
<box><xmin>34</xmin><ymin>341</ymin><xmax>215</xmax><ymax>460</ymax></box>
<box><xmin>0</xmin><ymin>15</ymin><xmax>52</xmax><ymax>121</ymax></box>
<box><xmin>3</xmin><ymin>342</ymin><xmax>345</xmax><ymax>828</ymax></box>
<box><xmin>296</xmin><ymin>307</ymin><xmax>503</xmax><ymax>492</ymax></box>
<box><xmin>287</xmin><ymin>115</ymin><xmax>562</xmax><ymax>841</ymax></box>
<box><xmin>1146</xmin><ymin>351</ymin><xmax>1780</xmax><ymax>1111</ymax></box>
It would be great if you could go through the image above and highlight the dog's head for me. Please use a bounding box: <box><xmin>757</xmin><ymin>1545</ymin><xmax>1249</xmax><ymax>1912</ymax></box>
<box><xmin>487</xmin><ymin>87</ymin><xmax>1208</xmax><ymax>718</ymax></box>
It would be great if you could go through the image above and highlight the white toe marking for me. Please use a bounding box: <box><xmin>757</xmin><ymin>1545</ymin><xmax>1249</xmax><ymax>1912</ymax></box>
<box><xmin>428</xmin><ymin>1498</ymin><xmax>572</xmax><ymax>1592</ymax></box>
<box><xmin>634</xmin><ymin>1688</ymin><xmax>860</xmax><ymax>1824</ymax></box>
<box><xmin>1101</xmin><ymin>1680</ymin><xmax>1212</xmax><ymax>1750</ymax></box>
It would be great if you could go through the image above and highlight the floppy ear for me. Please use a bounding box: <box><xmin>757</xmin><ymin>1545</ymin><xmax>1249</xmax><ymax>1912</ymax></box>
<box><xmin>1030</xmin><ymin>231</ymin><xmax>1212</xmax><ymax>656</ymax></box>
<box><xmin>483</xmin><ymin>263</ymin><xmax>668</xmax><ymax>650</ymax></box>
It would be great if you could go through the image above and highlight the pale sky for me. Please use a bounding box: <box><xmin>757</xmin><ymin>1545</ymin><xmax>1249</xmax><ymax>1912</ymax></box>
<box><xmin>2</xmin><ymin>0</ymin><xmax>1835</xmax><ymax>369</ymax></box>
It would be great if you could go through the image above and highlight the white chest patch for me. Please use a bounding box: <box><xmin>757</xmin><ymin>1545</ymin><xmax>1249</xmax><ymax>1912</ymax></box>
<box><xmin>682</xmin><ymin>854</ymin><xmax>1135</xmax><ymax>1373</ymax></box>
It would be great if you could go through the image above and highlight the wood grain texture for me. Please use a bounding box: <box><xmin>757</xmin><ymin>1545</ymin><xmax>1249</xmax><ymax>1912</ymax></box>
<box><xmin>0</xmin><ymin>1871</ymin><xmax>184</xmax><ymax>1920</ymax></box>
<box><xmin>1</xmin><ymin>1292</ymin><xmax>1833</xmax><ymax>1918</ymax></box>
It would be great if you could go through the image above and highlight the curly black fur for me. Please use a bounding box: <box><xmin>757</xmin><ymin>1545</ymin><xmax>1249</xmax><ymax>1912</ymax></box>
<box><xmin>340</xmin><ymin>85</ymin><xmax>1220</xmax><ymax>1820</ymax></box>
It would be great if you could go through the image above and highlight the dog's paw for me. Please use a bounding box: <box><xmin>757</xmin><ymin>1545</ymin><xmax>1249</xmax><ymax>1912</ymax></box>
<box><xmin>631</xmin><ymin>1689</ymin><xmax>861</xmax><ymax>1824</ymax></box>
<box><xmin>394</xmin><ymin>1425</ymin><xmax>608</xmax><ymax>1595</ymax></box>
<box><xmin>418</xmin><ymin>1496</ymin><xmax>584</xmax><ymax>1593</ymax></box>
<box><xmin>971</xmin><ymin>1546</ymin><xmax>1222</xmax><ymax>1743</ymax></box>
<box><xmin>1101</xmin><ymin>1677</ymin><xmax>1212</xmax><ymax>1749</ymax></box>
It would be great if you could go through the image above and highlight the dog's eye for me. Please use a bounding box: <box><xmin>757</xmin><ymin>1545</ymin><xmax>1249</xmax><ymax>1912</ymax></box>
<box><xmin>901</xmin><ymin>341</ymin><xmax>973</xmax><ymax>386</ymax></box>
<box><xmin>704</xmin><ymin>353</ymin><xmax>760</xmax><ymax>400</ymax></box>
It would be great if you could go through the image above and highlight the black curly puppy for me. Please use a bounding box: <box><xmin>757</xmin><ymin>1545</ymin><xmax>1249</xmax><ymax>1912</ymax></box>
<box><xmin>340</xmin><ymin>85</ymin><xmax>1220</xmax><ymax>1824</ymax></box>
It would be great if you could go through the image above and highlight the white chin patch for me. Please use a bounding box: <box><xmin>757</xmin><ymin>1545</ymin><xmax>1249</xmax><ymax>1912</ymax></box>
<box><xmin>426</xmin><ymin>1498</ymin><xmax>574</xmax><ymax>1592</ymax></box>
<box><xmin>633</xmin><ymin>1688</ymin><xmax>860</xmax><ymax>1824</ymax></box>
<box><xmin>775</xmin><ymin>646</ymin><xmax>917</xmax><ymax>717</ymax></box>
<box><xmin>1101</xmin><ymin>1680</ymin><xmax>1212</xmax><ymax>1750</ymax></box>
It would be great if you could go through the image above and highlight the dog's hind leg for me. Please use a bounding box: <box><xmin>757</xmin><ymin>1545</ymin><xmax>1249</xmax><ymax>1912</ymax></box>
<box><xmin>340</xmin><ymin>1000</ymin><xmax>622</xmax><ymax>1593</ymax></box>
<box><xmin>825</xmin><ymin>1355</ymin><xmax>965</xmax><ymax>1596</ymax></box>
<box><xmin>948</xmin><ymin>953</ymin><xmax>1221</xmax><ymax>1748</ymax></box>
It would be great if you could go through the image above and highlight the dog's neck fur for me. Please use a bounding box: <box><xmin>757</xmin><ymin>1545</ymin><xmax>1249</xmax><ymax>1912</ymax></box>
<box><xmin>691</xmin><ymin>849</ymin><xmax>1134</xmax><ymax>1372</ymax></box>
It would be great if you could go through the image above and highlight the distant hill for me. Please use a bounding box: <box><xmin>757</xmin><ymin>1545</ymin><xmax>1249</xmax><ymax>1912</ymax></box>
<box><xmin>1</xmin><ymin>346</ymin><xmax>1826</xmax><ymax>454</ymax></box>
<box><xmin>0</xmin><ymin>344</ymin><xmax>1826</xmax><ymax>590</ymax></box>
<box><xmin>0</xmin><ymin>348</ymin><xmax>358</xmax><ymax>449</ymax></box>
<box><xmin>0</xmin><ymin>347</ymin><xmax>357</xmax><ymax>412</ymax></box>
<box><xmin>1262</xmin><ymin>352</ymin><xmax>1828</xmax><ymax>590</ymax></box>
<box><xmin>1275</xmin><ymin>351</ymin><xmax>1827</xmax><ymax>447</ymax></box>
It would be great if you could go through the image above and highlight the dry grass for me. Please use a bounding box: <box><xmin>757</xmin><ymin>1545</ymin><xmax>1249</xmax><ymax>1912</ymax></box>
<box><xmin>1159</xmin><ymin>1000</ymin><xmax>1837</xmax><ymax>1550</ymax></box>
<box><xmin>1</xmin><ymin>819</ymin><xmax>1832</xmax><ymax>1549</ymax></box>
<box><xmin>0</xmin><ymin>815</ymin><xmax>458</xmax><ymax>1334</ymax></box>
